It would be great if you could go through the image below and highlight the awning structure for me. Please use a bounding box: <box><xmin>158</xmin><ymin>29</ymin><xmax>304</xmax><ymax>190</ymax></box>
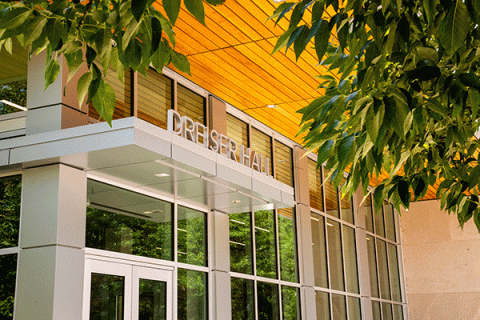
<box><xmin>0</xmin><ymin>117</ymin><xmax>294</xmax><ymax>213</ymax></box>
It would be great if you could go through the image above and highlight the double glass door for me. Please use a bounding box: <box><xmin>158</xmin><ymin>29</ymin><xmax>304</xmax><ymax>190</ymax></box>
<box><xmin>84</xmin><ymin>258</ymin><xmax>173</xmax><ymax>320</ymax></box>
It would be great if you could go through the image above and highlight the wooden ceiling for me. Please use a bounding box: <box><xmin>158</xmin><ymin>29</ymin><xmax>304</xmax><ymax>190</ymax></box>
<box><xmin>158</xmin><ymin>0</ymin><xmax>329</xmax><ymax>143</ymax></box>
<box><xmin>159</xmin><ymin>0</ymin><xmax>439</xmax><ymax>200</ymax></box>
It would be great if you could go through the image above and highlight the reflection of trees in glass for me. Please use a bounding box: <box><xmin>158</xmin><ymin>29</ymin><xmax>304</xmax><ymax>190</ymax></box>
<box><xmin>0</xmin><ymin>254</ymin><xmax>17</xmax><ymax>320</ymax></box>
<box><xmin>139</xmin><ymin>279</ymin><xmax>166</xmax><ymax>320</ymax></box>
<box><xmin>229</xmin><ymin>212</ymin><xmax>253</xmax><ymax>274</ymax></box>
<box><xmin>177</xmin><ymin>269</ymin><xmax>207</xmax><ymax>320</ymax></box>
<box><xmin>90</xmin><ymin>273</ymin><xmax>125</xmax><ymax>320</ymax></box>
<box><xmin>86</xmin><ymin>207</ymin><xmax>173</xmax><ymax>261</ymax></box>
<box><xmin>281</xmin><ymin>286</ymin><xmax>300</xmax><ymax>320</ymax></box>
<box><xmin>231</xmin><ymin>277</ymin><xmax>254</xmax><ymax>320</ymax></box>
<box><xmin>0</xmin><ymin>80</ymin><xmax>27</xmax><ymax>115</ymax></box>
<box><xmin>255</xmin><ymin>210</ymin><xmax>277</xmax><ymax>279</ymax></box>
<box><xmin>177</xmin><ymin>206</ymin><xmax>207</xmax><ymax>267</ymax></box>
<box><xmin>0</xmin><ymin>176</ymin><xmax>21</xmax><ymax>320</ymax></box>
<box><xmin>257</xmin><ymin>282</ymin><xmax>279</xmax><ymax>320</ymax></box>
<box><xmin>278</xmin><ymin>209</ymin><xmax>298</xmax><ymax>282</ymax></box>
<box><xmin>0</xmin><ymin>176</ymin><xmax>21</xmax><ymax>249</ymax></box>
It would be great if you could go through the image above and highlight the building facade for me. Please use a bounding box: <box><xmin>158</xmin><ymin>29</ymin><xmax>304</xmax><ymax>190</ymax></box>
<box><xmin>0</xmin><ymin>42</ymin><xmax>408</xmax><ymax>320</ymax></box>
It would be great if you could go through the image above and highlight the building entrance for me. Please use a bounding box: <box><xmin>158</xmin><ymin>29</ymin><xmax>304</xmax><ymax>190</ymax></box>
<box><xmin>83</xmin><ymin>256</ymin><xmax>173</xmax><ymax>320</ymax></box>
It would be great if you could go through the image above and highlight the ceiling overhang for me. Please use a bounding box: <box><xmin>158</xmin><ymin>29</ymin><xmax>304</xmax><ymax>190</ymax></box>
<box><xmin>0</xmin><ymin>117</ymin><xmax>294</xmax><ymax>213</ymax></box>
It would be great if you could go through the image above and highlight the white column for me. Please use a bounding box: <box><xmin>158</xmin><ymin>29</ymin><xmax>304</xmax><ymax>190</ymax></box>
<box><xmin>26</xmin><ymin>51</ymin><xmax>88</xmax><ymax>135</ymax></box>
<box><xmin>211</xmin><ymin>210</ymin><xmax>231</xmax><ymax>320</ymax></box>
<box><xmin>14</xmin><ymin>164</ymin><xmax>86</xmax><ymax>320</ymax></box>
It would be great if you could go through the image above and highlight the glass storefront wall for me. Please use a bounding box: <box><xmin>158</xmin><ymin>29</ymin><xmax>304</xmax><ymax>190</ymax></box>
<box><xmin>0</xmin><ymin>175</ymin><xmax>21</xmax><ymax>320</ymax></box>
<box><xmin>229</xmin><ymin>207</ymin><xmax>300</xmax><ymax>319</ymax></box>
<box><xmin>85</xmin><ymin>179</ymin><xmax>208</xmax><ymax>320</ymax></box>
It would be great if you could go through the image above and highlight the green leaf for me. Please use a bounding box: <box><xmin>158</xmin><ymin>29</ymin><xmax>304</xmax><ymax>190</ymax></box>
<box><xmin>294</xmin><ymin>25</ymin><xmax>310</xmax><ymax>60</ymax></box>
<box><xmin>46</xmin><ymin>18</ymin><xmax>64</xmax><ymax>49</ymax></box>
<box><xmin>469</xmin><ymin>89</ymin><xmax>480</xmax><ymax>118</ymax></box>
<box><xmin>423</xmin><ymin>0</ymin><xmax>437</xmax><ymax>25</ymax></box>
<box><xmin>164</xmin><ymin>0</ymin><xmax>181</xmax><ymax>24</ymax></box>
<box><xmin>416</xmin><ymin>47</ymin><xmax>439</xmax><ymax>63</ymax></box>
<box><xmin>151</xmin><ymin>17</ymin><xmax>162</xmax><ymax>53</ymax></box>
<box><xmin>459</xmin><ymin>73</ymin><xmax>480</xmax><ymax>89</ymax></box>
<box><xmin>205</xmin><ymin>0</ymin><xmax>226</xmax><ymax>5</ymax></box>
<box><xmin>337</xmin><ymin>135</ymin><xmax>356</xmax><ymax>171</ymax></box>
<box><xmin>86</xmin><ymin>45</ymin><xmax>97</xmax><ymax>67</ymax></box>
<box><xmin>64</xmin><ymin>49</ymin><xmax>84</xmax><ymax>82</ymax></box>
<box><xmin>171</xmin><ymin>50</ymin><xmax>191</xmax><ymax>75</ymax></box>
<box><xmin>77</xmin><ymin>71</ymin><xmax>93</xmax><ymax>107</ymax></box>
<box><xmin>44</xmin><ymin>59</ymin><xmax>60</xmax><ymax>90</ymax></box>
<box><xmin>397</xmin><ymin>180</ymin><xmax>410</xmax><ymax>207</ymax></box>
<box><xmin>0</xmin><ymin>7</ymin><xmax>31</xmax><ymax>30</ymax></box>
<box><xmin>184</xmin><ymin>0</ymin><xmax>205</xmax><ymax>25</ymax></box>
<box><xmin>92</xmin><ymin>80</ymin><xmax>116</xmax><ymax>126</ymax></box>
<box><xmin>438</xmin><ymin>0</ymin><xmax>471</xmax><ymax>55</ymax></box>
<box><xmin>132</xmin><ymin>0</ymin><xmax>148</xmax><ymax>22</ymax></box>
<box><xmin>373</xmin><ymin>184</ymin><xmax>385</xmax><ymax>213</ymax></box>
<box><xmin>314</xmin><ymin>20</ymin><xmax>330</xmax><ymax>61</ymax></box>
<box><xmin>122</xmin><ymin>20</ymin><xmax>142</xmax><ymax>51</ymax></box>
<box><xmin>272</xmin><ymin>27</ymin><xmax>295</xmax><ymax>55</ymax></box>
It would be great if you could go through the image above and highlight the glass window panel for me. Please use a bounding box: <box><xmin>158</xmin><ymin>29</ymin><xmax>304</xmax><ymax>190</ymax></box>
<box><xmin>86</xmin><ymin>180</ymin><xmax>173</xmax><ymax>260</ymax></box>
<box><xmin>372</xmin><ymin>301</ymin><xmax>381</xmax><ymax>320</ymax></box>
<box><xmin>251</xmin><ymin>127</ymin><xmax>273</xmax><ymax>176</ymax></box>
<box><xmin>324</xmin><ymin>169</ymin><xmax>339</xmax><ymax>218</ymax></box>
<box><xmin>255</xmin><ymin>210</ymin><xmax>277</xmax><ymax>279</ymax></box>
<box><xmin>257</xmin><ymin>282</ymin><xmax>279</xmax><ymax>320</ymax></box>
<box><xmin>0</xmin><ymin>176</ymin><xmax>21</xmax><ymax>249</ymax></box>
<box><xmin>308</xmin><ymin>159</ymin><xmax>324</xmax><ymax>211</ymax></box>
<box><xmin>227</xmin><ymin>114</ymin><xmax>249</xmax><ymax>160</ymax></box>
<box><xmin>177</xmin><ymin>269</ymin><xmax>207</xmax><ymax>320</ymax></box>
<box><xmin>366</xmin><ymin>236</ymin><xmax>379</xmax><ymax>298</ymax></box>
<box><xmin>340</xmin><ymin>178</ymin><xmax>354</xmax><ymax>224</ymax></box>
<box><xmin>388</xmin><ymin>244</ymin><xmax>402</xmax><ymax>302</ymax></box>
<box><xmin>327</xmin><ymin>219</ymin><xmax>344</xmax><ymax>291</ymax></box>
<box><xmin>311</xmin><ymin>213</ymin><xmax>328</xmax><ymax>288</ymax></box>
<box><xmin>331</xmin><ymin>294</ymin><xmax>347</xmax><ymax>320</ymax></box>
<box><xmin>384</xmin><ymin>203</ymin><xmax>396</xmax><ymax>242</ymax></box>
<box><xmin>177</xmin><ymin>206</ymin><xmax>207</xmax><ymax>266</ymax></box>
<box><xmin>230</xmin><ymin>212</ymin><xmax>253</xmax><ymax>274</ymax></box>
<box><xmin>139</xmin><ymin>278</ymin><xmax>167</xmax><ymax>320</ymax></box>
<box><xmin>374</xmin><ymin>206</ymin><xmax>386</xmax><ymax>238</ymax></box>
<box><xmin>0</xmin><ymin>41</ymin><xmax>27</xmax><ymax>115</ymax></box>
<box><xmin>231</xmin><ymin>277</ymin><xmax>254</xmax><ymax>320</ymax></box>
<box><xmin>137</xmin><ymin>69</ymin><xmax>172</xmax><ymax>129</ymax></box>
<box><xmin>377</xmin><ymin>240</ymin><xmax>391</xmax><ymax>300</ymax></box>
<box><xmin>177</xmin><ymin>84</ymin><xmax>205</xmax><ymax>124</ymax></box>
<box><xmin>90</xmin><ymin>273</ymin><xmax>125</xmax><ymax>320</ymax></box>
<box><xmin>281</xmin><ymin>286</ymin><xmax>300</xmax><ymax>320</ymax></box>
<box><xmin>315</xmin><ymin>291</ymin><xmax>330</xmax><ymax>320</ymax></box>
<box><xmin>364</xmin><ymin>194</ymin><xmax>374</xmax><ymax>233</ymax></box>
<box><xmin>343</xmin><ymin>226</ymin><xmax>359</xmax><ymax>294</ymax></box>
<box><xmin>89</xmin><ymin>67</ymin><xmax>131</xmax><ymax>120</ymax></box>
<box><xmin>393</xmin><ymin>304</ymin><xmax>404</xmax><ymax>320</ymax></box>
<box><xmin>278</xmin><ymin>208</ymin><xmax>298</xmax><ymax>282</ymax></box>
<box><xmin>382</xmin><ymin>303</ymin><xmax>393</xmax><ymax>320</ymax></box>
<box><xmin>348</xmin><ymin>296</ymin><xmax>361</xmax><ymax>320</ymax></box>
<box><xmin>274</xmin><ymin>141</ymin><xmax>293</xmax><ymax>186</ymax></box>
<box><xmin>0</xmin><ymin>254</ymin><xmax>17</xmax><ymax>319</ymax></box>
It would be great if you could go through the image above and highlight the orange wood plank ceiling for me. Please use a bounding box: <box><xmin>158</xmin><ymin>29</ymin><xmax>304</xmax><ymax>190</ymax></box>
<box><xmin>158</xmin><ymin>0</ymin><xmax>438</xmax><ymax>201</ymax></box>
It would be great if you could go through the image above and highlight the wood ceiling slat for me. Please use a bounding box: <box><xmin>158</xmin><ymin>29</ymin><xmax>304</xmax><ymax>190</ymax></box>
<box><xmin>171</xmin><ymin>27</ymin><xmax>209</xmax><ymax>56</ymax></box>
<box><xmin>214</xmin><ymin>47</ymin><xmax>300</xmax><ymax>103</ymax></box>
<box><xmin>206</xmin><ymin>1</ymin><xmax>264</xmax><ymax>42</ymax></box>
<box><xmin>203</xmin><ymin>6</ymin><xmax>244</xmax><ymax>46</ymax></box>
<box><xmin>241</xmin><ymin>41</ymin><xmax>320</xmax><ymax>95</ymax></box>
<box><xmin>186</xmin><ymin>55</ymin><xmax>266</xmax><ymax>108</ymax></box>
<box><xmin>235</xmin><ymin>0</ymin><xmax>285</xmax><ymax>36</ymax></box>
<box><xmin>174</xmin><ymin>10</ymin><xmax>225</xmax><ymax>51</ymax></box>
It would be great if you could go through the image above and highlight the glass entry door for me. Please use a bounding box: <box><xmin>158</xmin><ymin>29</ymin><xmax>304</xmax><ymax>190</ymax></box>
<box><xmin>84</xmin><ymin>258</ymin><xmax>173</xmax><ymax>320</ymax></box>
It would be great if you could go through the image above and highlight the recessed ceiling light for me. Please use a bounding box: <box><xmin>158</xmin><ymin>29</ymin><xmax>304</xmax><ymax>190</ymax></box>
<box><xmin>267</xmin><ymin>104</ymin><xmax>277</xmax><ymax>109</ymax></box>
<box><xmin>155</xmin><ymin>173</ymin><xmax>170</xmax><ymax>178</ymax></box>
<box><xmin>232</xmin><ymin>200</ymin><xmax>241</xmax><ymax>204</ymax></box>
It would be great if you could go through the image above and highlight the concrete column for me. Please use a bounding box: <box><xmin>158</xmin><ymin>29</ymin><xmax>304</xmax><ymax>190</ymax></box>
<box><xmin>211</xmin><ymin>210</ymin><xmax>231</xmax><ymax>320</ymax></box>
<box><xmin>15</xmin><ymin>164</ymin><xmax>86</xmax><ymax>320</ymax></box>
<box><xmin>26</xmin><ymin>51</ymin><xmax>88</xmax><ymax>135</ymax></box>
<box><xmin>354</xmin><ymin>186</ymin><xmax>374</xmax><ymax>319</ymax></box>
<box><xmin>293</xmin><ymin>146</ymin><xmax>317</xmax><ymax>320</ymax></box>
<box><xmin>208</xmin><ymin>96</ymin><xmax>227</xmax><ymax>135</ymax></box>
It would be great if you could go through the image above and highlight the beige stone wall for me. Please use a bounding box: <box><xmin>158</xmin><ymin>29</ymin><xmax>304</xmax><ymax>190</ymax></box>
<box><xmin>400</xmin><ymin>200</ymin><xmax>480</xmax><ymax>319</ymax></box>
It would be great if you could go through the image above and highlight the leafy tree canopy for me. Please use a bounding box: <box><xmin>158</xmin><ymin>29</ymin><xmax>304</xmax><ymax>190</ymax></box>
<box><xmin>0</xmin><ymin>0</ymin><xmax>223</xmax><ymax>124</ymax></box>
<box><xmin>273</xmin><ymin>0</ymin><xmax>480</xmax><ymax>230</ymax></box>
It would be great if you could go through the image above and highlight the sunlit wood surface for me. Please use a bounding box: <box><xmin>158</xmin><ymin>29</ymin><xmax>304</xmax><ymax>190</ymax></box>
<box><xmin>158</xmin><ymin>0</ymin><xmax>438</xmax><ymax>200</ymax></box>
